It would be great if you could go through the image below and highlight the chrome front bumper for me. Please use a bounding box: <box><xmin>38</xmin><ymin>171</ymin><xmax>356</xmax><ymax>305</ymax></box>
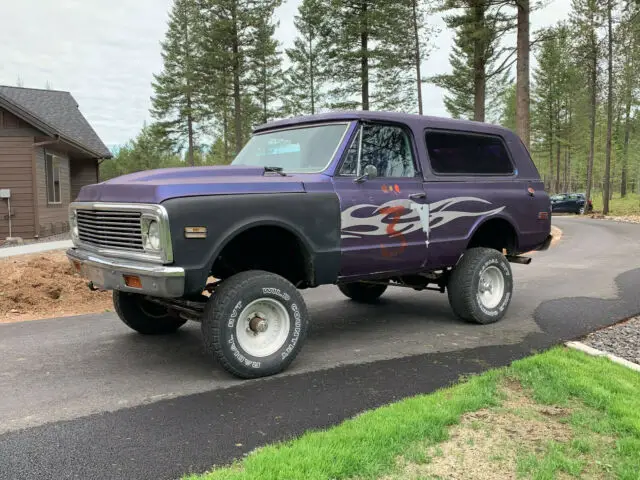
<box><xmin>66</xmin><ymin>248</ymin><xmax>185</xmax><ymax>298</ymax></box>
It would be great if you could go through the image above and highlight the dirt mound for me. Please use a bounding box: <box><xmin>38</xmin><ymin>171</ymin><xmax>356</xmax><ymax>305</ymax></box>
<box><xmin>0</xmin><ymin>251</ymin><xmax>112</xmax><ymax>323</ymax></box>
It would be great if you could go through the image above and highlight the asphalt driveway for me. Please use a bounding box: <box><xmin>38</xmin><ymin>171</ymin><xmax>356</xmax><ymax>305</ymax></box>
<box><xmin>1</xmin><ymin>216</ymin><xmax>639</xmax><ymax>480</ymax></box>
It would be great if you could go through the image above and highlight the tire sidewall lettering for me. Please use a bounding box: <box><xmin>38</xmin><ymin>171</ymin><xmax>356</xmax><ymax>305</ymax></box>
<box><xmin>475</xmin><ymin>256</ymin><xmax>512</xmax><ymax>318</ymax></box>
<box><xmin>227</xmin><ymin>300</ymin><xmax>243</xmax><ymax>328</ymax></box>
<box><xmin>223</xmin><ymin>283</ymin><xmax>306</xmax><ymax>370</ymax></box>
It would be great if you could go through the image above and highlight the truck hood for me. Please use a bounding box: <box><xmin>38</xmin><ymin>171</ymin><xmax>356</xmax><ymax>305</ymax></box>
<box><xmin>76</xmin><ymin>165</ymin><xmax>312</xmax><ymax>204</ymax></box>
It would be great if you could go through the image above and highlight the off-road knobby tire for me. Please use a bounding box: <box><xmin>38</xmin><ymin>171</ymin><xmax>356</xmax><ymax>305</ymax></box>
<box><xmin>113</xmin><ymin>291</ymin><xmax>187</xmax><ymax>334</ymax></box>
<box><xmin>338</xmin><ymin>282</ymin><xmax>388</xmax><ymax>303</ymax></box>
<box><xmin>202</xmin><ymin>270</ymin><xmax>309</xmax><ymax>379</ymax></box>
<box><xmin>447</xmin><ymin>247</ymin><xmax>513</xmax><ymax>325</ymax></box>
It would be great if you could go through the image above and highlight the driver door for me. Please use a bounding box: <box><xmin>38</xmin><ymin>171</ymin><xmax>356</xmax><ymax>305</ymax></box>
<box><xmin>333</xmin><ymin>122</ymin><xmax>430</xmax><ymax>279</ymax></box>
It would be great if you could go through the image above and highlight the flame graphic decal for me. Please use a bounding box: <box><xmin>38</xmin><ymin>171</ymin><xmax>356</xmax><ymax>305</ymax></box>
<box><xmin>341</xmin><ymin>196</ymin><xmax>505</xmax><ymax>240</ymax></box>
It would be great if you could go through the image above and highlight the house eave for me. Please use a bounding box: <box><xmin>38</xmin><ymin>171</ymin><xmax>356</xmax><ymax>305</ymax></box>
<box><xmin>0</xmin><ymin>94</ymin><xmax>112</xmax><ymax>160</ymax></box>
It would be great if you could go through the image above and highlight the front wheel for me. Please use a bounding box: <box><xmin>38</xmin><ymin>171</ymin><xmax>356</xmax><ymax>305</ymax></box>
<box><xmin>113</xmin><ymin>291</ymin><xmax>187</xmax><ymax>334</ymax></box>
<box><xmin>202</xmin><ymin>270</ymin><xmax>309</xmax><ymax>379</ymax></box>
<box><xmin>447</xmin><ymin>247</ymin><xmax>513</xmax><ymax>324</ymax></box>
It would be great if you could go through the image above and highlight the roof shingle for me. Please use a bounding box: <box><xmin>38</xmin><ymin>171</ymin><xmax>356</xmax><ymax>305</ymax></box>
<box><xmin>0</xmin><ymin>85</ymin><xmax>112</xmax><ymax>158</ymax></box>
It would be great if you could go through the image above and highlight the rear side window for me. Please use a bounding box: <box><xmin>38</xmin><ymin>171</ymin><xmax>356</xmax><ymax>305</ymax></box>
<box><xmin>425</xmin><ymin>131</ymin><xmax>514</xmax><ymax>175</ymax></box>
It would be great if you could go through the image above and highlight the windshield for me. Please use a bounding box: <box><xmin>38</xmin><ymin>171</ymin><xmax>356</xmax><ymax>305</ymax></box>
<box><xmin>231</xmin><ymin>123</ymin><xmax>350</xmax><ymax>173</ymax></box>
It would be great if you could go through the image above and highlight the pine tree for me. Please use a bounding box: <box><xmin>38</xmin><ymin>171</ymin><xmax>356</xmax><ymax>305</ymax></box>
<box><xmin>197</xmin><ymin>0</ymin><xmax>281</xmax><ymax>155</ymax></box>
<box><xmin>617</xmin><ymin>1</ymin><xmax>640</xmax><ymax>196</ymax></box>
<box><xmin>602</xmin><ymin>0</ymin><xmax>617</xmax><ymax>214</ymax></box>
<box><xmin>371</xmin><ymin>0</ymin><xmax>422</xmax><ymax>112</ymax></box>
<box><xmin>498</xmin><ymin>82</ymin><xmax>517</xmax><ymax>131</ymax></box>
<box><xmin>515</xmin><ymin>0</ymin><xmax>531</xmax><ymax>148</ymax></box>
<box><xmin>249</xmin><ymin>12</ymin><xmax>284</xmax><ymax>124</ymax></box>
<box><xmin>429</xmin><ymin>0</ymin><xmax>515</xmax><ymax>122</ymax></box>
<box><xmin>324</xmin><ymin>0</ymin><xmax>428</xmax><ymax>111</ymax></box>
<box><xmin>282</xmin><ymin>0</ymin><xmax>332</xmax><ymax>116</ymax></box>
<box><xmin>532</xmin><ymin>24</ymin><xmax>575</xmax><ymax>192</ymax></box>
<box><xmin>570</xmin><ymin>0</ymin><xmax>604</xmax><ymax>212</ymax></box>
<box><xmin>150</xmin><ymin>0</ymin><xmax>202</xmax><ymax>166</ymax></box>
<box><xmin>409</xmin><ymin>0</ymin><xmax>435</xmax><ymax>114</ymax></box>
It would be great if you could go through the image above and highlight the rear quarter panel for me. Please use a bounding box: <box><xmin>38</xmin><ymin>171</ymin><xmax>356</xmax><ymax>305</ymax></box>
<box><xmin>416</xmin><ymin>126</ymin><xmax>551</xmax><ymax>269</ymax></box>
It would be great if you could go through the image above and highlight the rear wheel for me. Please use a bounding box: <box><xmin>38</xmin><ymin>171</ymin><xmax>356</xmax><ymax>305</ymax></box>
<box><xmin>113</xmin><ymin>291</ymin><xmax>187</xmax><ymax>334</ymax></box>
<box><xmin>338</xmin><ymin>281</ymin><xmax>388</xmax><ymax>303</ymax></box>
<box><xmin>202</xmin><ymin>270</ymin><xmax>309</xmax><ymax>379</ymax></box>
<box><xmin>447</xmin><ymin>247</ymin><xmax>513</xmax><ymax>324</ymax></box>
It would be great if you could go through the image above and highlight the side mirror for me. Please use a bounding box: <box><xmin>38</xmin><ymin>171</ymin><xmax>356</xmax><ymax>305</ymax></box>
<box><xmin>363</xmin><ymin>164</ymin><xmax>378</xmax><ymax>178</ymax></box>
<box><xmin>354</xmin><ymin>164</ymin><xmax>378</xmax><ymax>183</ymax></box>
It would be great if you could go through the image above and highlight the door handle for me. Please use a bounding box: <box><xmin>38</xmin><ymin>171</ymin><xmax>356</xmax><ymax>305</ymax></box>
<box><xmin>408</xmin><ymin>192</ymin><xmax>426</xmax><ymax>200</ymax></box>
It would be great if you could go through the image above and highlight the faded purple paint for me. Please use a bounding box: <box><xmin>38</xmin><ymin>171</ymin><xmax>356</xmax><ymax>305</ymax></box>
<box><xmin>76</xmin><ymin>165</ymin><xmax>330</xmax><ymax>203</ymax></box>
<box><xmin>77</xmin><ymin>110</ymin><xmax>551</xmax><ymax>276</ymax></box>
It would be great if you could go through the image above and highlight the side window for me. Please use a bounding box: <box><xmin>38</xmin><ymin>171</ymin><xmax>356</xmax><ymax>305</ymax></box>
<box><xmin>425</xmin><ymin>131</ymin><xmax>514</xmax><ymax>175</ymax></box>
<box><xmin>339</xmin><ymin>123</ymin><xmax>416</xmax><ymax>178</ymax></box>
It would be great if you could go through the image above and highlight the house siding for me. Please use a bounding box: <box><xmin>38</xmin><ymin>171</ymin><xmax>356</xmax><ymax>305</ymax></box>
<box><xmin>0</xmin><ymin>136</ymin><xmax>36</xmax><ymax>238</ymax></box>
<box><xmin>70</xmin><ymin>158</ymin><xmax>98</xmax><ymax>201</ymax></box>
<box><xmin>35</xmin><ymin>147</ymin><xmax>71</xmax><ymax>237</ymax></box>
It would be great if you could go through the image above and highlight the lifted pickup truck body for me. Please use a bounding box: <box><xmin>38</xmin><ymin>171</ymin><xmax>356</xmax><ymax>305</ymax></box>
<box><xmin>67</xmin><ymin>111</ymin><xmax>552</xmax><ymax>378</ymax></box>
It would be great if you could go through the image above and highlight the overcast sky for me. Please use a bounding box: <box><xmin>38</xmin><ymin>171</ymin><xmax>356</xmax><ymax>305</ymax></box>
<box><xmin>0</xmin><ymin>0</ymin><xmax>571</xmax><ymax>150</ymax></box>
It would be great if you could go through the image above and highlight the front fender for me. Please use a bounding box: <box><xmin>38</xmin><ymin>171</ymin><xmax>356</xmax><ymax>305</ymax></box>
<box><xmin>161</xmin><ymin>192</ymin><xmax>341</xmax><ymax>295</ymax></box>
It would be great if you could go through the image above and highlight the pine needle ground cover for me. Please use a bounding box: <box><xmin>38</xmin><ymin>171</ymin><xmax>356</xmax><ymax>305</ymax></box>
<box><xmin>183</xmin><ymin>347</ymin><xmax>640</xmax><ymax>480</ymax></box>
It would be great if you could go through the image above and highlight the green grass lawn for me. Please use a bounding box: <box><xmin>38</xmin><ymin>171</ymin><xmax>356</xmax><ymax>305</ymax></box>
<box><xmin>184</xmin><ymin>347</ymin><xmax>640</xmax><ymax>480</ymax></box>
<box><xmin>591</xmin><ymin>192</ymin><xmax>640</xmax><ymax>216</ymax></box>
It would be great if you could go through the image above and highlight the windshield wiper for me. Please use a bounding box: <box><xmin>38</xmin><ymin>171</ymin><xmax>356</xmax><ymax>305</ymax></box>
<box><xmin>263</xmin><ymin>166</ymin><xmax>287</xmax><ymax>176</ymax></box>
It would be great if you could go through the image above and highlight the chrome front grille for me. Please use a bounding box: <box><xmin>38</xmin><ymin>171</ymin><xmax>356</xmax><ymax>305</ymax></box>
<box><xmin>76</xmin><ymin>209</ymin><xmax>144</xmax><ymax>251</ymax></box>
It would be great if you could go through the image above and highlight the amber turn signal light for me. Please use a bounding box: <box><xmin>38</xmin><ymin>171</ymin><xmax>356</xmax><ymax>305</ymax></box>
<box><xmin>123</xmin><ymin>275</ymin><xmax>142</xmax><ymax>289</ymax></box>
<box><xmin>185</xmin><ymin>226</ymin><xmax>207</xmax><ymax>239</ymax></box>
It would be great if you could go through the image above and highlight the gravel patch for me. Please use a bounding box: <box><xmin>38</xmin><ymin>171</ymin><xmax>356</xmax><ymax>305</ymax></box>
<box><xmin>593</xmin><ymin>215</ymin><xmax>640</xmax><ymax>224</ymax></box>
<box><xmin>0</xmin><ymin>232</ymin><xmax>71</xmax><ymax>249</ymax></box>
<box><xmin>582</xmin><ymin>316</ymin><xmax>640</xmax><ymax>366</ymax></box>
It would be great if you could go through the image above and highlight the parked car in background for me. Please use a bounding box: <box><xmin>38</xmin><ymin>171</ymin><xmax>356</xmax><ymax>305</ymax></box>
<box><xmin>550</xmin><ymin>192</ymin><xmax>593</xmax><ymax>214</ymax></box>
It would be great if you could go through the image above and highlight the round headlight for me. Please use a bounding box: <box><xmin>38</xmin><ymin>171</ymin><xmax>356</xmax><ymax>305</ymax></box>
<box><xmin>69</xmin><ymin>211</ymin><xmax>79</xmax><ymax>239</ymax></box>
<box><xmin>147</xmin><ymin>220</ymin><xmax>161</xmax><ymax>250</ymax></box>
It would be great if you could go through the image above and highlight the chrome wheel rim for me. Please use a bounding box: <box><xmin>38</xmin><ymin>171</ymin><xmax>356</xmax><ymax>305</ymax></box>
<box><xmin>235</xmin><ymin>298</ymin><xmax>290</xmax><ymax>358</ymax></box>
<box><xmin>477</xmin><ymin>265</ymin><xmax>505</xmax><ymax>309</ymax></box>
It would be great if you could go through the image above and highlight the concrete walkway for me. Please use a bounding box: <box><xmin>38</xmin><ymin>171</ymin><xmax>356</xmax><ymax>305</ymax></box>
<box><xmin>0</xmin><ymin>240</ymin><xmax>72</xmax><ymax>258</ymax></box>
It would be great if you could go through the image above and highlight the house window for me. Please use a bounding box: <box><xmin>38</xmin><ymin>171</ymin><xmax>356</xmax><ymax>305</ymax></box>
<box><xmin>45</xmin><ymin>153</ymin><xmax>62</xmax><ymax>204</ymax></box>
<box><xmin>425</xmin><ymin>131</ymin><xmax>514</xmax><ymax>176</ymax></box>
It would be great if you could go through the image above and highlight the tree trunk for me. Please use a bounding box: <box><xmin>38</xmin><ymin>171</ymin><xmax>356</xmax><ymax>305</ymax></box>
<box><xmin>548</xmin><ymin>99</ymin><xmax>553</xmax><ymax>191</ymax></box>
<box><xmin>223</xmin><ymin>98</ymin><xmax>229</xmax><ymax>164</ymax></box>
<box><xmin>472</xmin><ymin>0</ymin><xmax>486</xmax><ymax>122</ymax></box>
<box><xmin>187</xmin><ymin>114</ymin><xmax>194</xmax><ymax>167</ymax></box>
<box><xmin>262</xmin><ymin>64</ymin><xmax>268</xmax><ymax>124</ymax></box>
<box><xmin>555</xmin><ymin>139</ymin><xmax>561</xmax><ymax>193</ymax></box>
<box><xmin>584</xmin><ymin>29</ymin><xmax>597</xmax><ymax>214</ymax></box>
<box><xmin>184</xmin><ymin>17</ymin><xmax>194</xmax><ymax>167</ymax></box>
<box><xmin>360</xmin><ymin>1</ymin><xmax>370</xmax><ymax>110</ymax></box>
<box><xmin>602</xmin><ymin>0</ymin><xmax>613</xmax><ymax>215</ymax></box>
<box><xmin>309</xmin><ymin>34</ymin><xmax>315</xmax><ymax>115</ymax></box>
<box><xmin>231</xmin><ymin>5</ymin><xmax>243</xmax><ymax>154</ymax></box>
<box><xmin>567</xmin><ymin>101</ymin><xmax>572</xmax><ymax>191</ymax></box>
<box><xmin>621</xmin><ymin>96</ymin><xmax>631</xmax><ymax>197</ymax></box>
<box><xmin>515</xmin><ymin>0</ymin><xmax>531</xmax><ymax>149</ymax></box>
<box><xmin>564</xmin><ymin>148</ymin><xmax>569</xmax><ymax>192</ymax></box>
<box><xmin>412</xmin><ymin>0</ymin><xmax>423</xmax><ymax>114</ymax></box>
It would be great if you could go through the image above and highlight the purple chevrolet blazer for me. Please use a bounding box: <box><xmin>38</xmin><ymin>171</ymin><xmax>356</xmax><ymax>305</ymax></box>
<box><xmin>67</xmin><ymin>111</ymin><xmax>552</xmax><ymax>379</ymax></box>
